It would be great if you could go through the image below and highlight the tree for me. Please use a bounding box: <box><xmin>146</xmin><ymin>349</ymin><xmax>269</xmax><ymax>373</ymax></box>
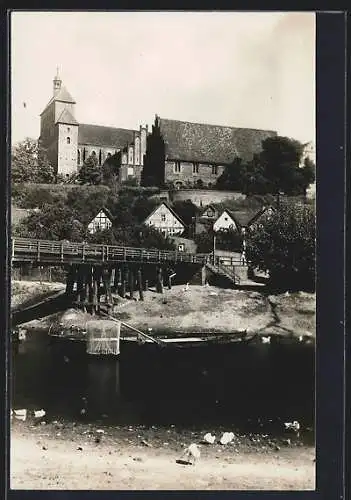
<box><xmin>78</xmin><ymin>154</ymin><xmax>101</xmax><ymax>185</ymax></box>
<box><xmin>101</xmin><ymin>153</ymin><xmax>120</xmax><ymax>188</ymax></box>
<box><xmin>246</xmin><ymin>204</ymin><xmax>315</xmax><ymax>291</ymax></box>
<box><xmin>259</xmin><ymin>136</ymin><xmax>305</xmax><ymax>195</ymax></box>
<box><xmin>13</xmin><ymin>202</ymin><xmax>85</xmax><ymax>241</ymax></box>
<box><xmin>11</xmin><ymin>138</ymin><xmax>55</xmax><ymax>184</ymax></box>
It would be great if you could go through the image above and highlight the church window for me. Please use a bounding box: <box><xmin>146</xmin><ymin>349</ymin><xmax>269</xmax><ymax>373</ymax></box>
<box><xmin>174</xmin><ymin>162</ymin><xmax>181</xmax><ymax>173</ymax></box>
<box><xmin>193</xmin><ymin>163</ymin><xmax>199</xmax><ymax>174</ymax></box>
<box><xmin>212</xmin><ymin>165</ymin><xmax>218</xmax><ymax>175</ymax></box>
<box><xmin>83</xmin><ymin>148</ymin><xmax>86</xmax><ymax>161</ymax></box>
<box><xmin>67</xmin><ymin>137</ymin><xmax>71</xmax><ymax>144</ymax></box>
<box><xmin>99</xmin><ymin>150</ymin><xmax>102</xmax><ymax>166</ymax></box>
<box><xmin>67</xmin><ymin>127</ymin><xmax>71</xmax><ymax>132</ymax></box>
<box><xmin>77</xmin><ymin>150</ymin><xmax>80</xmax><ymax>164</ymax></box>
<box><xmin>92</xmin><ymin>151</ymin><xmax>96</xmax><ymax>157</ymax></box>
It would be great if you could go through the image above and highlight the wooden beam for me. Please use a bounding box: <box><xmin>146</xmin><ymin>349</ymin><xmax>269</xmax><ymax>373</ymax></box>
<box><xmin>137</xmin><ymin>268</ymin><xmax>144</xmax><ymax>301</ymax></box>
<box><xmin>156</xmin><ymin>266</ymin><xmax>163</xmax><ymax>294</ymax></box>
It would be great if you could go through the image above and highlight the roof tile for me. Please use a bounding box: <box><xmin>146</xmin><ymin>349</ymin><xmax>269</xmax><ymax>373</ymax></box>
<box><xmin>158</xmin><ymin>118</ymin><xmax>277</xmax><ymax>164</ymax></box>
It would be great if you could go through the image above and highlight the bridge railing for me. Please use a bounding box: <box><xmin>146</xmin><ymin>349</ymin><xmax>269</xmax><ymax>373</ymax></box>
<box><xmin>12</xmin><ymin>237</ymin><xmax>211</xmax><ymax>266</ymax></box>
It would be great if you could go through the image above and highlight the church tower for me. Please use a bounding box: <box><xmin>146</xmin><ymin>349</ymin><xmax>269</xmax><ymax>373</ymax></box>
<box><xmin>39</xmin><ymin>69</ymin><xmax>79</xmax><ymax>177</ymax></box>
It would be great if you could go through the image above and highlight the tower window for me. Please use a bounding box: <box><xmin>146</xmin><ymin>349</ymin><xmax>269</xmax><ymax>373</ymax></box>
<box><xmin>99</xmin><ymin>150</ymin><xmax>102</xmax><ymax>166</ymax></box>
<box><xmin>67</xmin><ymin>137</ymin><xmax>71</xmax><ymax>144</ymax></box>
<box><xmin>193</xmin><ymin>163</ymin><xmax>199</xmax><ymax>174</ymax></box>
<box><xmin>174</xmin><ymin>162</ymin><xmax>181</xmax><ymax>173</ymax></box>
<box><xmin>212</xmin><ymin>165</ymin><xmax>218</xmax><ymax>175</ymax></box>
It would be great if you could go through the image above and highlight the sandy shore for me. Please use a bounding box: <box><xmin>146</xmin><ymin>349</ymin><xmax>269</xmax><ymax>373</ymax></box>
<box><xmin>12</xmin><ymin>281</ymin><xmax>316</xmax><ymax>339</ymax></box>
<box><xmin>11</xmin><ymin>419</ymin><xmax>315</xmax><ymax>490</ymax></box>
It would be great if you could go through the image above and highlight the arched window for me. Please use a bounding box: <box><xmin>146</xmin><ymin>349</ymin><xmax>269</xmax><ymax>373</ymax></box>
<box><xmin>99</xmin><ymin>150</ymin><xmax>102</xmax><ymax>166</ymax></box>
<box><xmin>67</xmin><ymin>137</ymin><xmax>71</xmax><ymax>144</ymax></box>
<box><xmin>77</xmin><ymin>149</ymin><xmax>80</xmax><ymax>164</ymax></box>
<box><xmin>83</xmin><ymin>148</ymin><xmax>86</xmax><ymax>161</ymax></box>
<box><xmin>92</xmin><ymin>151</ymin><xmax>96</xmax><ymax>157</ymax></box>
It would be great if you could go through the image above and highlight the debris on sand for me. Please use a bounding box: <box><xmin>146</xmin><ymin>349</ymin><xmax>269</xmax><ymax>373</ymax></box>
<box><xmin>203</xmin><ymin>433</ymin><xmax>216</xmax><ymax>444</ymax></box>
<box><xmin>220</xmin><ymin>432</ymin><xmax>234</xmax><ymax>445</ymax></box>
<box><xmin>14</xmin><ymin>409</ymin><xmax>27</xmax><ymax>421</ymax></box>
<box><xmin>34</xmin><ymin>409</ymin><xmax>46</xmax><ymax>419</ymax></box>
<box><xmin>178</xmin><ymin>443</ymin><xmax>201</xmax><ymax>465</ymax></box>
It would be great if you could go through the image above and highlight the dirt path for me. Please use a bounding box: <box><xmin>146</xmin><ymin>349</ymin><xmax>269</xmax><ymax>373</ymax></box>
<box><xmin>11</xmin><ymin>424</ymin><xmax>315</xmax><ymax>490</ymax></box>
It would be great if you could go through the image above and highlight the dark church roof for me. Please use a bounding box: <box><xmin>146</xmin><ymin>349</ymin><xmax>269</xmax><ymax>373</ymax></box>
<box><xmin>158</xmin><ymin>117</ymin><xmax>277</xmax><ymax>164</ymax></box>
<box><xmin>78</xmin><ymin>124</ymin><xmax>137</xmax><ymax>148</ymax></box>
<box><xmin>41</xmin><ymin>86</ymin><xmax>76</xmax><ymax>114</ymax></box>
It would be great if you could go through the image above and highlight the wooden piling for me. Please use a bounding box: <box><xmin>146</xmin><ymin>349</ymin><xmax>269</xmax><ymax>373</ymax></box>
<box><xmin>144</xmin><ymin>279</ymin><xmax>148</xmax><ymax>292</ymax></box>
<box><xmin>88</xmin><ymin>266</ymin><xmax>94</xmax><ymax>314</ymax></box>
<box><xmin>102</xmin><ymin>267</ymin><xmax>113</xmax><ymax>311</ymax></box>
<box><xmin>129</xmin><ymin>268</ymin><xmax>134</xmax><ymax>300</ymax></box>
<box><xmin>113</xmin><ymin>266</ymin><xmax>119</xmax><ymax>292</ymax></box>
<box><xmin>156</xmin><ymin>266</ymin><xmax>163</xmax><ymax>294</ymax></box>
<box><xmin>121</xmin><ymin>280</ymin><xmax>126</xmax><ymax>298</ymax></box>
<box><xmin>66</xmin><ymin>265</ymin><xmax>76</xmax><ymax>297</ymax></box>
<box><xmin>76</xmin><ymin>265</ymin><xmax>85</xmax><ymax>310</ymax></box>
<box><xmin>92</xmin><ymin>266</ymin><xmax>101</xmax><ymax>314</ymax></box>
<box><xmin>138</xmin><ymin>268</ymin><xmax>144</xmax><ymax>301</ymax></box>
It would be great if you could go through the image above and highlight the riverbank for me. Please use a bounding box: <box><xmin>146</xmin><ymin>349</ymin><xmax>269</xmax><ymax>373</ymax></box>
<box><xmin>12</xmin><ymin>281</ymin><xmax>316</xmax><ymax>338</ymax></box>
<box><xmin>11</xmin><ymin>280</ymin><xmax>316</xmax><ymax>339</ymax></box>
<box><xmin>11</xmin><ymin>418</ymin><xmax>315</xmax><ymax>490</ymax></box>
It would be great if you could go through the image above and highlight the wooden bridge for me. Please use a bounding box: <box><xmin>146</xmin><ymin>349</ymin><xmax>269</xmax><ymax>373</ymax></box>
<box><xmin>11</xmin><ymin>237</ymin><xmax>242</xmax><ymax>314</ymax></box>
<box><xmin>11</xmin><ymin>237</ymin><xmax>208</xmax><ymax>266</ymax></box>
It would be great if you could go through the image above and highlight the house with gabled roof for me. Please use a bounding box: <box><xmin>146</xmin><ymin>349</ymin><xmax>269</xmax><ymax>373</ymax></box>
<box><xmin>213</xmin><ymin>210</ymin><xmax>241</xmax><ymax>233</ymax></box>
<box><xmin>142</xmin><ymin>115</ymin><xmax>277</xmax><ymax>188</ymax></box>
<box><xmin>87</xmin><ymin>207</ymin><xmax>113</xmax><ymax>234</ymax></box>
<box><xmin>246</xmin><ymin>205</ymin><xmax>276</xmax><ymax>232</ymax></box>
<box><xmin>143</xmin><ymin>202</ymin><xmax>185</xmax><ymax>238</ymax></box>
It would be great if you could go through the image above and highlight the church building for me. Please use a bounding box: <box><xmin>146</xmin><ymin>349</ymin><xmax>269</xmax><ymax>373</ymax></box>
<box><xmin>39</xmin><ymin>70</ymin><xmax>147</xmax><ymax>181</ymax></box>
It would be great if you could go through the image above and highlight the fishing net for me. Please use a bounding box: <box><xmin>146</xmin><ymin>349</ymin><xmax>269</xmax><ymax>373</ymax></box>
<box><xmin>86</xmin><ymin>319</ymin><xmax>120</xmax><ymax>356</ymax></box>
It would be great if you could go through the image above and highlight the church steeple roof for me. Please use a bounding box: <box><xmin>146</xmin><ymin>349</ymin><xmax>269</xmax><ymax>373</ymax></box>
<box><xmin>40</xmin><ymin>75</ymin><xmax>76</xmax><ymax>116</ymax></box>
<box><xmin>56</xmin><ymin>108</ymin><xmax>79</xmax><ymax>125</ymax></box>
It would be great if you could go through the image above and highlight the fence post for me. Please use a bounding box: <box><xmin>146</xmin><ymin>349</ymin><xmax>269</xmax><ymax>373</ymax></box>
<box><xmin>61</xmin><ymin>242</ymin><xmax>64</xmax><ymax>262</ymax></box>
<box><xmin>82</xmin><ymin>243</ymin><xmax>85</xmax><ymax>262</ymax></box>
<box><xmin>12</xmin><ymin>238</ymin><xmax>15</xmax><ymax>260</ymax></box>
<box><xmin>37</xmin><ymin>241</ymin><xmax>41</xmax><ymax>262</ymax></box>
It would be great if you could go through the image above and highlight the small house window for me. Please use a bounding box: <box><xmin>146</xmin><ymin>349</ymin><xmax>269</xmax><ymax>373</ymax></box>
<box><xmin>67</xmin><ymin>137</ymin><xmax>71</xmax><ymax>144</ymax></box>
<box><xmin>174</xmin><ymin>162</ymin><xmax>181</xmax><ymax>173</ymax></box>
<box><xmin>212</xmin><ymin>165</ymin><xmax>218</xmax><ymax>175</ymax></box>
<box><xmin>161</xmin><ymin>214</ymin><xmax>166</xmax><ymax>222</ymax></box>
<box><xmin>178</xmin><ymin>243</ymin><xmax>185</xmax><ymax>252</ymax></box>
<box><xmin>193</xmin><ymin>163</ymin><xmax>199</xmax><ymax>174</ymax></box>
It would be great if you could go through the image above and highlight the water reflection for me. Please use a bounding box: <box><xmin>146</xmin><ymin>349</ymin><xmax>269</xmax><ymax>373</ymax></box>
<box><xmin>11</xmin><ymin>331</ymin><xmax>315</xmax><ymax>438</ymax></box>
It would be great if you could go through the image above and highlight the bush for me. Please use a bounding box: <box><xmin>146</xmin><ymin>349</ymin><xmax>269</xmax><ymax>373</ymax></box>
<box><xmin>246</xmin><ymin>204</ymin><xmax>315</xmax><ymax>291</ymax></box>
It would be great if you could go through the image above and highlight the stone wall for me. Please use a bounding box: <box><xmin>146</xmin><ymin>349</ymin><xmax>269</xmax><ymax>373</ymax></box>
<box><xmin>164</xmin><ymin>160</ymin><xmax>225</xmax><ymax>188</ymax></box>
<box><xmin>171</xmin><ymin>189</ymin><xmax>246</xmax><ymax>207</ymax></box>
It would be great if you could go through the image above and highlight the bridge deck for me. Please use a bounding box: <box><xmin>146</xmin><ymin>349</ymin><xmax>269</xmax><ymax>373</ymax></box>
<box><xmin>12</xmin><ymin>237</ymin><xmax>208</xmax><ymax>266</ymax></box>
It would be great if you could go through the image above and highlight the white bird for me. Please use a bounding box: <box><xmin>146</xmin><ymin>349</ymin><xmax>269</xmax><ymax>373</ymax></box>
<box><xmin>179</xmin><ymin>443</ymin><xmax>201</xmax><ymax>465</ymax></box>
<box><xmin>14</xmin><ymin>409</ymin><xmax>27</xmax><ymax>421</ymax></box>
<box><xmin>220</xmin><ymin>432</ymin><xmax>234</xmax><ymax>445</ymax></box>
<box><xmin>298</xmin><ymin>335</ymin><xmax>304</xmax><ymax>342</ymax></box>
<box><xmin>203</xmin><ymin>432</ymin><xmax>216</xmax><ymax>444</ymax></box>
<box><xmin>34</xmin><ymin>409</ymin><xmax>46</xmax><ymax>419</ymax></box>
<box><xmin>261</xmin><ymin>336</ymin><xmax>271</xmax><ymax>344</ymax></box>
<box><xmin>182</xmin><ymin>283</ymin><xmax>190</xmax><ymax>292</ymax></box>
<box><xmin>285</xmin><ymin>291</ymin><xmax>290</xmax><ymax>296</ymax></box>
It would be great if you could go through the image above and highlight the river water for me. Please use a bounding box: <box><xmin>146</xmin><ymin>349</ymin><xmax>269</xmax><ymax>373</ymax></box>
<box><xmin>11</xmin><ymin>330</ymin><xmax>315</xmax><ymax>441</ymax></box>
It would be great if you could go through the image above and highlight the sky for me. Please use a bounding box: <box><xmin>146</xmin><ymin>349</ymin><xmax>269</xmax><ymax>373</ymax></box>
<box><xmin>11</xmin><ymin>11</ymin><xmax>315</xmax><ymax>145</ymax></box>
